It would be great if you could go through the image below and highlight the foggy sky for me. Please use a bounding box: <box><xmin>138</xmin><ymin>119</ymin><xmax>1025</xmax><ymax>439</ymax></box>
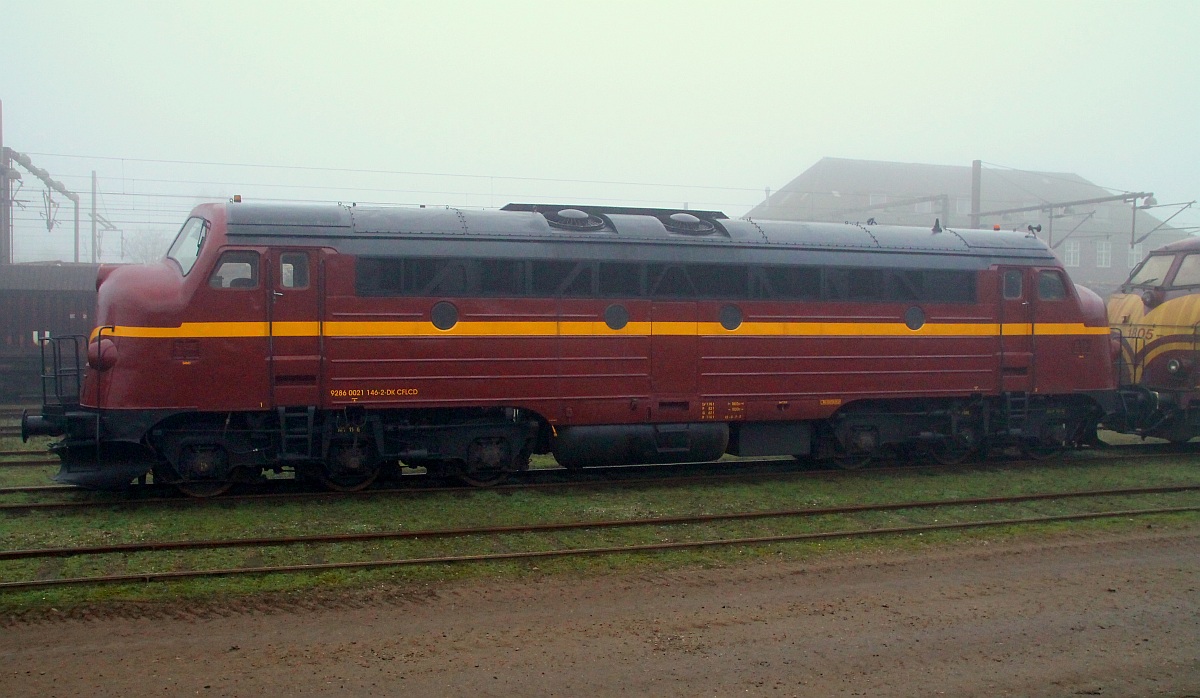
<box><xmin>3</xmin><ymin>0</ymin><xmax>1198</xmax><ymax>262</ymax></box>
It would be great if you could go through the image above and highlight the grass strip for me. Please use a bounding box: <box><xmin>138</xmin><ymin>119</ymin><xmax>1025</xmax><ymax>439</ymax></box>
<box><xmin>4</xmin><ymin>484</ymin><xmax>1198</xmax><ymax>561</ymax></box>
<box><xmin>3</xmin><ymin>505</ymin><xmax>1195</xmax><ymax>591</ymax></box>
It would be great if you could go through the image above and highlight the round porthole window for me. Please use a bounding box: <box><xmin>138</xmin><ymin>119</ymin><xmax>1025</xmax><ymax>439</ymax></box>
<box><xmin>719</xmin><ymin>304</ymin><xmax>743</xmax><ymax>331</ymax></box>
<box><xmin>605</xmin><ymin>304</ymin><xmax>629</xmax><ymax>330</ymax></box>
<box><xmin>431</xmin><ymin>301</ymin><xmax>459</xmax><ymax>330</ymax></box>
<box><xmin>904</xmin><ymin>306</ymin><xmax>926</xmax><ymax>331</ymax></box>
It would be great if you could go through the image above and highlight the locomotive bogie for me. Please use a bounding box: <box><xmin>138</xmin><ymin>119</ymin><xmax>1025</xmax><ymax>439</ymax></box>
<box><xmin>817</xmin><ymin>393</ymin><xmax>1099</xmax><ymax>463</ymax></box>
<box><xmin>44</xmin><ymin>405</ymin><xmax>543</xmax><ymax>492</ymax></box>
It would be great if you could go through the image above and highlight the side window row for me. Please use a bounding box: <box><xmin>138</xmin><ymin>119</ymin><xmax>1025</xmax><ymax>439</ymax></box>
<box><xmin>356</xmin><ymin>257</ymin><xmax>978</xmax><ymax>303</ymax></box>
<box><xmin>207</xmin><ymin>251</ymin><xmax>309</xmax><ymax>290</ymax></box>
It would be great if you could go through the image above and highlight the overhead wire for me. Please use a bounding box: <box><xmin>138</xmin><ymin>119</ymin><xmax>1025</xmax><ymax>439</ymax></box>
<box><xmin>24</xmin><ymin>151</ymin><xmax>766</xmax><ymax>193</ymax></box>
<box><xmin>23</xmin><ymin>153</ymin><xmax>1194</xmax><ymax>217</ymax></box>
<box><xmin>981</xmin><ymin>160</ymin><xmax>1152</xmax><ymax>199</ymax></box>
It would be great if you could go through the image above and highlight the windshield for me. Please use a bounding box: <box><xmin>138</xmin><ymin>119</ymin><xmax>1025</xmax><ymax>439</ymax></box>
<box><xmin>165</xmin><ymin>217</ymin><xmax>208</xmax><ymax>275</ymax></box>
<box><xmin>1126</xmin><ymin>254</ymin><xmax>1174</xmax><ymax>287</ymax></box>
<box><xmin>1171</xmin><ymin>254</ymin><xmax>1200</xmax><ymax>287</ymax></box>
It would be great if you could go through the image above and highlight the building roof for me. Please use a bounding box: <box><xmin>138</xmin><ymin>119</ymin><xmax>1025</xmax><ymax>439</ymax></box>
<box><xmin>746</xmin><ymin>157</ymin><xmax>1181</xmax><ymax>246</ymax></box>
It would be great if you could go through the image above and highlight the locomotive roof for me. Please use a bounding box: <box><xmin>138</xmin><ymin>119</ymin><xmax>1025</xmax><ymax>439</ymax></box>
<box><xmin>219</xmin><ymin>202</ymin><xmax>1057</xmax><ymax>268</ymax></box>
<box><xmin>1148</xmin><ymin>236</ymin><xmax>1200</xmax><ymax>254</ymax></box>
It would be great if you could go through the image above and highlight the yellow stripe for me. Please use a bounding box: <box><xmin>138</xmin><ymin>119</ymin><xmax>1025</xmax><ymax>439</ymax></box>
<box><xmin>94</xmin><ymin>320</ymin><xmax>1110</xmax><ymax>340</ymax></box>
<box><xmin>103</xmin><ymin>322</ymin><xmax>269</xmax><ymax>339</ymax></box>
<box><xmin>1141</xmin><ymin>339</ymin><xmax>1199</xmax><ymax>370</ymax></box>
<box><xmin>558</xmin><ymin>321</ymin><xmax>651</xmax><ymax>336</ymax></box>
<box><xmin>1030</xmin><ymin>323</ymin><xmax>1111</xmax><ymax>336</ymax></box>
<box><xmin>271</xmin><ymin>321</ymin><xmax>321</xmax><ymax>337</ymax></box>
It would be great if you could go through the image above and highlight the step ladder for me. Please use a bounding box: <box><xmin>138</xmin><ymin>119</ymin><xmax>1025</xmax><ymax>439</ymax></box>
<box><xmin>1004</xmin><ymin>392</ymin><xmax>1029</xmax><ymax>436</ymax></box>
<box><xmin>278</xmin><ymin>406</ymin><xmax>316</xmax><ymax>459</ymax></box>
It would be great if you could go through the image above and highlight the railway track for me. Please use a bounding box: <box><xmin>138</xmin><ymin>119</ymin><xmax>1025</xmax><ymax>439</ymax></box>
<box><xmin>3</xmin><ymin>443</ymin><xmax>1200</xmax><ymax>513</ymax></box>
<box><xmin>0</xmin><ymin>457</ymin><xmax>57</xmax><ymax>468</ymax></box>
<box><xmin>0</xmin><ymin>406</ymin><xmax>35</xmax><ymax>420</ymax></box>
<box><xmin>0</xmin><ymin>449</ymin><xmax>48</xmax><ymax>457</ymax></box>
<box><xmin>2</xmin><ymin>485</ymin><xmax>1196</xmax><ymax>591</ymax></box>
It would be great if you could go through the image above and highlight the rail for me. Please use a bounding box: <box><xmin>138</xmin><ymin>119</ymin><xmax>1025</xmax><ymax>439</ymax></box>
<box><xmin>2</xmin><ymin>491</ymin><xmax>1196</xmax><ymax>591</ymax></box>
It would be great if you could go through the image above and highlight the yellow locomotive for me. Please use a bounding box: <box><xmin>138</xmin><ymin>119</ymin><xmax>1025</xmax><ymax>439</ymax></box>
<box><xmin>1108</xmin><ymin>237</ymin><xmax>1200</xmax><ymax>441</ymax></box>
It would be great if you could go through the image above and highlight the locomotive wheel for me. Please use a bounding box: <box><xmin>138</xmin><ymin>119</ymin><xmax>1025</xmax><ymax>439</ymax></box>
<box><xmin>828</xmin><ymin>424</ymin><xmax>875</xmax><ymax>470</ymax></box>
<box><xmin>928</xmin><ymin>441</ymin><xmax>975</xmax><ymax>465</ymax></box>
<box><xmin>929</xmin><ymin>427</ymin><xmax>980</xmax><ymax>465</ymax></box>
<box><xmin>176</xmin><ymin>480</ymin><xmax>234</xmax><ymax>498</ymax></box>
<box><xmin>1021</xmin><ymin>419</ymin><xmax>1079</xmax><ymax>460</ymax></box>
<box><xmin>458</xmin><ymin>437</ymin><xmax>520</xmax><ymax>487</ymax></box>
<box><xmin>175</xmin><ymin>444</ymin><xmax>233</xmax><ymax>497</ymax></box>
<box><xmin>1020</xmin><ymin>432</ymin><xmax>1065</xmax><ymax>460</ymax></box>
<box><xmin>458</xmin><ymin>467</ymin><xmax>511</xmax><ymax>488</ymax></box>
<box><xmin>320</xmin><ymin>442</ymin><xmax>381</xmax><ymax>492</ymax></box>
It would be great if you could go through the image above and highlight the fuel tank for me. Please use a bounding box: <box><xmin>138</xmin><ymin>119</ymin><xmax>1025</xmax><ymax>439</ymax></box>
<box><xmin>552</xmin><ymin>423</ymin><xmax>729</xmax><ymax>469</ymax></box>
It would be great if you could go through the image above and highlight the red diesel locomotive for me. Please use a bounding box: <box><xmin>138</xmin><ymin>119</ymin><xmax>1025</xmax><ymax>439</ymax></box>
<box><xmin>24</xmin><ymin>201</ymin><xmax>1116</xmax><ymax>495</ymax></box>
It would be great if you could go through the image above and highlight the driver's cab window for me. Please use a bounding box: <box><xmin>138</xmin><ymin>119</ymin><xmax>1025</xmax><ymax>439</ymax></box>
<box><xmin>209</xmin><ymin>250</ymin><xmax>260</xmax><ymax>289</ymax></box>
<box><xmin>280</xmin><ymin>252</ymin><xmax>310</xmax><ymax>289</ymax></box>
<box><xmin>1127</xmin><ymin>254</ymin><xmax>1174</xmax><ymax>287</ymax></box>
<box><xmin>166</xmin><ymin>217</ymin><xmax>208</xmax><ymax>275</ymax></box>
<box><xmin>1171</xmin><ymin>254</ymin><xmax>1200</xmax><ymax>288</ymax></box>
<box><xmin>1002</xmin><ymin>269</ymin><xmax>1023</xmax><ymax>300</ymax></box>
<box><xmin>1037</xmin><ymin>270</ymin><xmax>1068</xmax><ymax>301</ymax></box>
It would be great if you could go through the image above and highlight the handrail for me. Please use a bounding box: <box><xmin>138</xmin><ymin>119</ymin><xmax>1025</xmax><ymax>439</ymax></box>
<box><xmin>38</xmin><ymin>334</ymin><xmax>86</xmax><ymax>408</ymax></box>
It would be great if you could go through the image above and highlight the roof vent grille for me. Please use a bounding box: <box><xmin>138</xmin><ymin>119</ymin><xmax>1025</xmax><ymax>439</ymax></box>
<box><xmin>663</xmin><ymin>212</ymin><xmax>717</xmax><ymax>235</ymax></box>
<box><xmin>544</xmin><ymin>208</ymin><xmax>606</xmax><ymax>231</ymax></box>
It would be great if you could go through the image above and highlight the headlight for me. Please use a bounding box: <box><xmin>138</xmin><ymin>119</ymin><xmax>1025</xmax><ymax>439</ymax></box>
<box><xmin>87</xmin><ymin>337</ymin><xmax>118</xmax><ymax>371</ymax></box>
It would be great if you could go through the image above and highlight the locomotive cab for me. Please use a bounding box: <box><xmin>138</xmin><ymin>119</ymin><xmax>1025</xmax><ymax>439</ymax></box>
<box><xmin>1106</xmin><ymin>238</ymin><xmax>1200</xmax><ymax>441</ymax></box>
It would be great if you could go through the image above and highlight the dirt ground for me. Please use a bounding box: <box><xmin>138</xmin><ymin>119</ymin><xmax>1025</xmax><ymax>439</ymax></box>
<box><xmin>2</xmin><ymin>527</ymin><xmax>1198</xmax><ymax>697</ymax></box>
